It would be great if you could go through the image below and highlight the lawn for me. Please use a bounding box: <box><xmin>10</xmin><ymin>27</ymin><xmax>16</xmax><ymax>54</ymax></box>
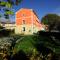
<box><xmin>14</xmin><ymin>35</ymin><xmax>35</xmax><ymax>54</ymax></box>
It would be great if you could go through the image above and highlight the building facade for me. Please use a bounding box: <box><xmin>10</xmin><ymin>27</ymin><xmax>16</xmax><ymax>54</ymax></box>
<box><xmin>15</xmin><ymin>8</ymin><xmax>44</xmax><ymax>34</ymax></box>
<box><xmin>0</xmin><ymin>22</ymin><xmax>15</xmax><ymax>30</ymax></box>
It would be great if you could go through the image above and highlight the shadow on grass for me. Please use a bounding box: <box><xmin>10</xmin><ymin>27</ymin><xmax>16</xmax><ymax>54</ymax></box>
<box><xmin>33</xmin><ymin>31</ymin><xmax>60</xmax><ymax>60</ymax></box>
<box><xmin>11</xmin><ymin>50</ymin><xmax>29</xmax><ymax>60</ymax></box>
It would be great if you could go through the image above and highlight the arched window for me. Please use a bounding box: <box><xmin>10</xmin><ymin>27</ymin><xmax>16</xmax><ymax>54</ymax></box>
<box><xmin>23</xmin><ymin>20</ymin><xmax>25</xmax><ymax>24</ymax></box>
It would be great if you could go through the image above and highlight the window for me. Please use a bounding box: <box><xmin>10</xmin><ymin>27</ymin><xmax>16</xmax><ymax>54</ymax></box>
<box><xmin>29</xmin><ymin>30</ymin><xmax>31</xmax><ymax>32</ymax></box>
<box><xmin>23</xmin><ymin>20</ymin><xmax>25</xmax><ymax>24</ymax></box>
<box><xmin>23</xmin><ymin>14</ymin><xmax>26</xmax><ymax>16</ymax></box>
<box><xmin>23</xmin><ymin>27</ymin><xmax>25</xmax><ymax>31</ymax></box>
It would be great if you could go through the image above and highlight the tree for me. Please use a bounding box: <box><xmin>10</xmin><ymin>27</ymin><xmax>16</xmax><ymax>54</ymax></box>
<box><xmin>41</xmin><ymin>14</ymin><xmax>60</xmax><ymax>31</ymax></box>
<box><xmin>34</xmin><ymin>31</ymin><xmax>60</xmax><ymax>60</ymax></box>
<box><xmin>0</xmin><ymin>0</ymin><xmax>22</xmax><ymax>19</ymax></box>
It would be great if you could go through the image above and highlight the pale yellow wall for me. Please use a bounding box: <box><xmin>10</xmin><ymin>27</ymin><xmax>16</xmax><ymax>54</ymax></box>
<box><xmin>15</xmin><ymin>24</ymin><xmax>42</xmax><ymax>35</ymax></box>
<box><xmin>33</xmin><ymin>25</ymin><xmax>38</xmax><ymax>33</ymax></box>
<box><xmin>15</xmin><ymin>24</ymin><xmax>33</xmax><ymax>35</ymax></box>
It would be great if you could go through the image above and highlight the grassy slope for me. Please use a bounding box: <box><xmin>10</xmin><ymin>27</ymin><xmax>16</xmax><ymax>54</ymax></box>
<box><xmin>14</xmin><ymin>34</ymin><xmax>60</xmax><ymax>55</ymax></box>
<box><xmin>14</xmin><ymin>35</ymin><xmax>35</xmax><ymax>54</ymax></box>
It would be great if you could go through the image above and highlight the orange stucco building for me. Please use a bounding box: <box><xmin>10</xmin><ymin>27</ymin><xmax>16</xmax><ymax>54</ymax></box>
<box><xmin>15</xmin><ymin>8</ymin><xmax>44</xmax><ymax>34</ymax></box>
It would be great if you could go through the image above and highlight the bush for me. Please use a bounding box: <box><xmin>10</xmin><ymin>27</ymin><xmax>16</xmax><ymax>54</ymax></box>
<box><xmin>0</xmin><ymin>29</ymin><xmax>15</xmax><ymax>37</ymax></box>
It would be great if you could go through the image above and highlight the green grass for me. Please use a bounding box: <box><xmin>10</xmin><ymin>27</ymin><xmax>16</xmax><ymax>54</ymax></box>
<box><xmin>14</xmin><ymin>35</ymin><xmax>35</xmax><ymax>54</ymax></box>
<box><xmin>14</xmin><ymin>34</ymin><xmax>60</xmax><ymax>55</ymax></box>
